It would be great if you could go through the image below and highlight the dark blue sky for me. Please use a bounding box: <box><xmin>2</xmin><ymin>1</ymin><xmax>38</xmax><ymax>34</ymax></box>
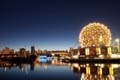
<box><xmin>0</xmin><ymin>0</ymin><xmax>120</xmax><ymax>50</ymax></box>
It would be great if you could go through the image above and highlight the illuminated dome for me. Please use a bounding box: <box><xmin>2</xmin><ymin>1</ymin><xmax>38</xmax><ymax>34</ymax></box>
<box><xmin>79</xmin><ymin>22</ymin><xmax>112</xmax><ymax>47</ymax></box>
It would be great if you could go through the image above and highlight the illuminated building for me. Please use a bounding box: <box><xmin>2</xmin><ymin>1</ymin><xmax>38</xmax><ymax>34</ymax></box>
<box><xmin>77</xmin><ymin>22</ymin><xmax>112</xmax><ymax>57</ymax></box>
<box><xmin>1</xmin><ymin>47</ymin><xmax>14</xmax><ymax>54</ymax></box>
<box><xmin>79</xmin><ymin>22</ymin><xmax>111</xmax><ymax>47</ymax></box>
<box><xmin>51</xmin><ymin>50</ymin><xmax>68</xmax><ymax>57</ymax></box>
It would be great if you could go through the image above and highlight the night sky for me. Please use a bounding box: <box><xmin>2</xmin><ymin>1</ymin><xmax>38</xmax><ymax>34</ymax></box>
<box><xmin>0</xmin><ymin>0</ymin><xmax>120</xmax><ymax>50</ymax></box>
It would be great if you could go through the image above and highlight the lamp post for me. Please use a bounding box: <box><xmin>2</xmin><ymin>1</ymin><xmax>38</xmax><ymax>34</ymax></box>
<box><xmin>115</xmin><ymin>38</ymin><xmax>119</xmax><ymax>52</ymax></box>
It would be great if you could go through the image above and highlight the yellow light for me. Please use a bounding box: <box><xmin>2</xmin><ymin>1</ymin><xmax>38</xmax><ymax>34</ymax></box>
<box><xmin>97</xmin><ymin>67</ymin><xmax>102</xmax><ymax>75</ymax></box>
<box><xmin>109</xmin><ymin>66</ymin><xmax>114</xmax><ymax>75</ymax></box>
<box><xmin>86</xmin><ymin>66</ymin><xmax>90</xmax><ymax>75</ymax></box>
<box><xmin>79</xmin><ymin>22</ymin><xmax>112</xmax><ymax>47</ymax></box>
<box><xmin>115</xmin><ymin>38</ymin><xmax>120</xmax><ymax>52</ymax></box>
<box><xmin>112</xmin><ymin>64</ymin><xmax>120</xmax><ymax>68</ymax></box>
<box><xmin>72</xmin><ymin>55</ymin><xmax>79</xmax><ymax>59</ymax></box>
<box><xmin>115</xmin><ymin>38</ymin><xmax>119</xmax><ymax>42</ymax></box>
<box><xmin>85</xmin><ymin>48</ymin><xmax>89</xmax><ymax>55</ymax></box>
<box><xmin>73</xmin><ymin>63</ymin><xmax>79</xmax><ymax>68</ymax></box>
<box><xmin>107</xmin><ymin>47</ymin><xmax>112</xmax><ymax>55</ymax></box>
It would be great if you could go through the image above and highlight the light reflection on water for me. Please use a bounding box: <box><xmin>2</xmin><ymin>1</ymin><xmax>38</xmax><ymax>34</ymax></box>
<box><xmin>0</xmin><ymin>59</ymin><xmax>120</xmax><ymax>80</ymax></box>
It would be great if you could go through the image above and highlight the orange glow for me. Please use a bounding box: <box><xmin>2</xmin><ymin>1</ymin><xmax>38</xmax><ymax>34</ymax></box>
<box><xmin>79</xmin><ymin>22</ymin><xmax>112</xmax><ymax>47</ymax></box>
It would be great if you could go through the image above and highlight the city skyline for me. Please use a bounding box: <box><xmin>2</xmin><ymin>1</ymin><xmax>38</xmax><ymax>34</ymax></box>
<box><xmin>0</xmin><ymin>0</ymin><xmax>120</xmax><ymax>50</ymax></box>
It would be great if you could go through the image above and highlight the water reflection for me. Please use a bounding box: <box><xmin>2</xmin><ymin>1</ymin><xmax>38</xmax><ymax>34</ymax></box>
<box><xmin>0</xmin><ymin>60</ymin><xmax>120</xmax><ymax>80</ymax></box>
<box><xmin>34</xmin><ymin>58</ymin><xmax>66</xmax><ymax>69</ymax></box>
<box><xmin>69</xmin><ymin>63</ymin><xmax>120</xmax><ymax>80</ymax></box>
<box><xmin>0</xmin><ymin>59</ymin><xmax>67</xmax><ymax>72</ymax></box>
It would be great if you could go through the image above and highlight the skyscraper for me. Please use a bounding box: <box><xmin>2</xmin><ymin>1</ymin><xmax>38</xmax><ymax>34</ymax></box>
<box><xmin>31</xmin><ymin>46</ymin><xmax>35</xmax><ymax>55</ymax></box>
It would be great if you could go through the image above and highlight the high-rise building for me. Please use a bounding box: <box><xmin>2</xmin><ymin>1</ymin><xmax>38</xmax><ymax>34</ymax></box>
<box><xmin>19</xmin><ymin>48</ymin><xmax>26</xmax><ymax>57</ymax></box>
<box><xmin>31</xmin><ymin>46</ymin><xmax>35</xmax><ymax>55</ymax></box>
<box><xmin>20</xmin><ymin>48</ymin><xmax>26</xmax><ymax>54</ymax></box>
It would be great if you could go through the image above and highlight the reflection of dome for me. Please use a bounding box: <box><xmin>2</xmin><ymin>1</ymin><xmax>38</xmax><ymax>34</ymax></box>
<box><xmin>79</xmin><ymin>22</ymin><xmax>112</xmax><ymax>47</ymax></box>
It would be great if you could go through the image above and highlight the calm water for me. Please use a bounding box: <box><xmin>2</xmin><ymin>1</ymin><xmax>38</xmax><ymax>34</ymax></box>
<box><xmin>0</xmin><ymin>59</ymin><xmax>120</xmax><ymax>80</ymax></box>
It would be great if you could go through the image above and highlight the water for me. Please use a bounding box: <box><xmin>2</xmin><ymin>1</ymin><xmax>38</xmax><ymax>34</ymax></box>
<box><xmin>0</xmin><ymin>59</ymin><xmax>120</xmax><ymax>80</ymax></box>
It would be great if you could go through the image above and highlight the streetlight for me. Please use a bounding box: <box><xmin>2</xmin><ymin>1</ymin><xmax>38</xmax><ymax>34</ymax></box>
<box><xmin>115</xmin><ymin>38</ymin><xmax>119</xmax><ymax>52</ymax></box>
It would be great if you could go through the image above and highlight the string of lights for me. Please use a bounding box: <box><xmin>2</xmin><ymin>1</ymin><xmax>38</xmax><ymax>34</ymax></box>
<box><xmin>79</xmin><ymin>22</ymin><xmax>112</xmax><ymax>47</ymax></box>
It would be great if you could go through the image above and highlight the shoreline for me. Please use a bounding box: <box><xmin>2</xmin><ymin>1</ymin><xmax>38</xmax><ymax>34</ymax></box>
<box><xmin>62</xmin><ymin>58</ymin><xmax>120</xmax><ymax>63</ymax></box>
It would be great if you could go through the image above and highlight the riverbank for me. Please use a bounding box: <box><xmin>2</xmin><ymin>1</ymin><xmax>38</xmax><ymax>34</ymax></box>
<box><xmin>0</xmin><ymin>55</ymin><xmax>37</xmax><ymax>63</ymax></box>
<box><xmin>62</xmin><ymin>58</ymin><xmax>120</xmax><ymax>63</ymax></box>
